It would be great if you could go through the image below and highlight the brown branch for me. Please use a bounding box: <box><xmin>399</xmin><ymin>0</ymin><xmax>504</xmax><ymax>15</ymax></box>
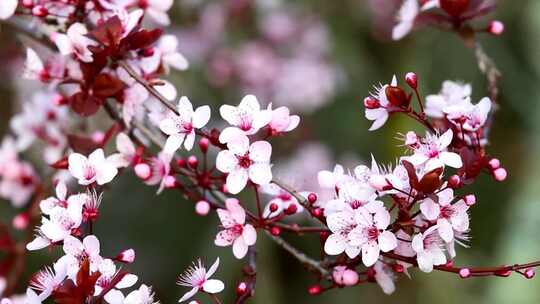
<box><xmin>474</xmin><ymin>41</ymin><xmax>501</xmax><ymax>104</ymax></box>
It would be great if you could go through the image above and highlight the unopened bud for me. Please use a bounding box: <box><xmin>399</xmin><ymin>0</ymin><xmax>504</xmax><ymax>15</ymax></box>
<box><xmin>195</xmin><ymin>200</ymin><xmax>211</xmax><ymax>216</ymax></box>
<box><xmin>459</xmin><ymin>268</ymin><xmax>471</xmax><ymax>278</ymax></box>
<box><xmin>134</xmin><ymin>163</ymin><xmax>151</xmax><ymax>180</ymax></box>
<box><xmin>116</xmin><ymin>249</ymin><xmax>136</xmax><ymax>263</ymax></box>
<box><xmin>363</xmin><ymin>96</ymin><xmax>380</xmax><ymax>109</ymax></box>
<box><xmin>524</xmin><ymin>268</ymin><xmax>535</xmax><ymax>279</ymax></box>
<box><xmin>307</xmin><ymin>193</ymin><xmax>318</xmax><ymax>204</ymax></box>
<box><xmin>385</xmin><ymin>86</ymin><xmax>409</xmax><ymax>107</ymax></box>
<box><xmin>199</xmin><ymin>137</ymin><xmax>210</xmax><ymax>153</ymax></box>
<box><xmin>284</xmin><ymin>204</ymin><xmax>298</xmax><ymax>215</ymax></box>
<box><xmin>493</xmin><ymin>168</ymin><xmax>507</xmax><ymax>182</ymax></box>
<box><xmin>448</xmin><ymin>175</ymin><xmax>462</xmax><ymax>189</ymax></box>
<box><xmin>342</xmin><ymin>270</ymin><xmax>359</xmax><ymax>286</ymax></box>
<box><xmin>488</xmin><ymin>20</ymin><xmax>505</xmax><ymax>36</ymax></box>
<box><xmin>13</xmin><ymin>213</ymin><xmax>30</xmax><ymax>230</ymax></box>
<box><xmin>440</xmin><ymin>0</ymin><xmax>470</xmax><ymax>17</ymax></box>
<box><xmin>187</xmin><ymin>155</ymin><xmax>198</xmax><ymax>169</ymax></box>
<box><xmin>270</xmin><ymin>226</ymin><xmax>281</xmax><ymax>236</ymax></box>
<box><xmin>488</xmin><ymin>158</ymin><xmax>501</xmax><ymax>170</ymax></box>
<box><xmin>32</xmin><ymin>5</ymin><xmax>48</xmax><ymax>17</ymax></box>
<box><xmin>405</xmin><ymin>72</ymin><xmax>418</xmax><ymax>89</ymax></box>
<box><xmin>236</xmin><ymin>282</ymin><xmax>248</xmax><ymax>295</ymax></box>
<box><xmin>92</xmin><ymin>131</ymin><xmax>105</xmax><ymax>144</ymax></box>
<box><xmin>164</xmin><ymin>175</ymin><xmax>177</xmax><ymax>188</ymax></box>
<box><xmin>308</xmin><ymin>284</ymin><xmax>322</xmax><ymax>295</ymax></box>
<box><xmin>393</xmin><ymin>264</ymin><xmax>405</xmax><ymax>273</ymax></box>
<box><xmin>176</xmin><ymin>158</ymin><xmax>187</xmax><ymax>168</ymax></box>
<box><xmin>269</xmin><ymin>203</ymin><xmax>279</xmax><ymax>212</ymax></box>
<box><xmin>311</xmin><ymin>208</ymin><xmax>324</xmax><ymax>219</ymax></box>
<box><xmin>22</xmin><ymin>0</ymin><xmax>34</xmax><ymax>8</ymax></box>
<box><xmin>464</xmin><ymin>194</ymin><xmax>476</xmax><ymax>206</ymax></box>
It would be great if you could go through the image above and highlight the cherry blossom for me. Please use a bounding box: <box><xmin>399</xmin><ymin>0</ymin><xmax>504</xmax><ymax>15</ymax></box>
<box><xmin>266</xmin><ymin>104</ymin><xmax>300</xmax><ymax>135</ymax></box>
<box><xmin>392</xmin><ymin>0</ymin><xmax>439</xmax><ymax>40</ymax></box>
<box><xmin>93</xmin><ymin>258</ymin><xmax>138</xmax><ymax>296</ymax></box>
<box><xmin>261</xmin><ymin>184</ymin><xmax>304</xmax><ymax>218</ymax></box>
<box><xmin>216</xmin><ymin>135</ymin><xmax>272</xmax><ymax>194</ymax></box>
<box><xmin>412</xmin><ymin>226</ymin><xmax>447</xmax><ymax>272</ymax></box>
<box><xmin>218</xmin><ymin>95</ymin><xmax>272</xmax><ymax>143</ymax></box>
<box><xmin>110</xmin><ymin>133</ymin><xmax>138</xmax><ymax>168</ymax></box>
<box><xmin>373</xmin><ymin>261</ymin><xmax>396</xmax><ymax>295</ymax></box>
<box><xmin>364</xmin><ymin>75</ymin><xmax>397</xmax><ymax>131</ymax></box>
<box><xmin>52</xmin><ymin>23</ymin><xmax>98</xmax><ymax>63</ymax></box>
<box><xmin>406</xmin><ymin>130</ymin><xmax>463</xmax><ymax>171</ymax></box>
<box><xmin>420</xmin><ymin>188</ymin><xmax>469</xmax><ymax>243</ymax></box>
<box><xmin>144</xmin><ymin>151</ymin><xmax>173</xmax><ymax>194</ymax></box>
<box><xmin>28</xmin><ymin>258</ymin><xmax>68</xmax><ymax>302</ymax></box>
<box><xmin>138</xmin><ymin>0</ymin><xmax>174</xmax><ymax>26</ymax></box>
<box><xmin>68</xmin><ymin>149</ymin><xmax>119</xmax><ymax>186</ymax></box>
<box><xmin>177</xmin><ymin>258</ymin><xmax>224</xmax><ymax>302</ymax></box>
<box><xmin>140</xmin><ymin>35</ymin><xmax>189</xmax><ymax>74</ymax></box>
<box><xmin>159</xmin><ymin>97</ymin><xmax>211</xmax><ymax>154</ymax></box>
<box><xmin>104</xmin><ymin>284</ymin><xmax>159</xmax><ymax>304</ymax></box>
<box><xmin>62</xmin><ymin>235</ymin><xmax>102</xmax><ymax>278</ymax></box>
<box><xmin>214</xmin><ymin>199</ymin><xmax>257</xmax><ymax>259</ymax></box>
<box><xmin>349</xmin><ymin>203</ymin><xmax>397</xmax><ymax>266</ymax></box>
<box><xmin>324</xmin><ymin>208</ymin><xmax>361</xmax><ymax>258</ymax></box>
<box><xmin>425</xmin><ymin>80</ymin><xmax>472</xmax><ymax>118</ymax></box>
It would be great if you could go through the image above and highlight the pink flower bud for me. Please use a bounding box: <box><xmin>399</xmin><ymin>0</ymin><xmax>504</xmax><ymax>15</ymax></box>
<box><xmin>91</xmin><ymin>131</ymin><xmax>105</xmax><ymax>144</ymax></box>
<box><xmin>270</xmin><ymin>226</ymin><xmax>281</xmax><ymax>236</ymax></box>
<box><xmin>405</xmin><ymin>72</ymin><xmax>418</xmax><ymax>89</ymax></box>
<box><xmin>488</xmin><ymin>158</ymin><xmax>500</xmax><ymax>170</ymax></box>
<box><xmin>342</xmin><ymin>270</ymin><xmax>359</xmax><ymax>286</ymax></box>
<box><xmin>236</xmin><ymin>282</ymin><xmax>248</xmax><ymax>295</ymax></box>
<box><xmin>116</xmin><ymin>249</ymin><xmax>136</xmax><ymax>263</ymax></box>
<box><xmin>311</xmin><ymin>208</ymin><xmax>324</xmax><ymax>219</ymax></box>
<box><xmin>363</xmin><ymin>96</ymin><xmax>380</xmax><ymax>109</ymax></box>
<box><xmin>134</xmin><ymin>163</ymin><xmax>151</xmax><ymax>180</ymax></box>
<box><xmin>22</xmin><ymin>0</ymin><xmax>34</xmax><ymax>8</ymax></box>
<box><xmin>284</xmin><ymin>204</ymin><xmax>297</xmax><ymax>215</ymax></box>
<box><xmin>464</xmin><ymin>194</ymin><xmax>476</xmax><ymax>206</ymax></box>
<box><xmin>164</xmin><ymin>175</ymin><xmax>177</xmax><ymax>188</ymax></box>
<box><xmin>269</xmin><ymin>203</ymin><xmax>279</xmax><ymax>212</ymax></box>
<box><xmin>307</xmin><ymin>193</ymin><xmax>318</xmax><ymax>204</ymax></box>
<box><xmin>448</xmin><ymin>175</ymin><xmax>462</xmax><ymax>189</ymax></box>
<box><xmin>459</xmin><ymin>268</ymin><xmax>471</xmax><ymax>278</ymax></box>
<box><xmin>32</xmin><ymin>5</ymin><xmax>48</xmax><ymax>17</ymax></box>
<box><xmin>12</xmin><ymin>213</ymin><xmax>30</xmax><ymax>230</ymax></box>
<box><xmin>176</xmin><ymin>158</ymin><xmax>187</xmax><ymax>168</ymax></box>
<box><xmin>199</xmin><ymin>138</ymin><xmax>210</xmax><ymax>153</ymax></box>
<box><xmin>524</xmin><ymin>268</ymin><xmax>535</xmax><ymax>279</ymax></box>
<box><xmin>195</xmin><ymin>200</ymin><xmax>210</xmax><ymax>216</ymax></box>
<box><xmin>493</xmin><ymin>168</ymin><xmax>507</xmax><ymax>182</ymax></box>
<box><xmin>488</xmin><ymin>20</ymin><xmax>505</xmax><ymax>36</ymax></box>
<box><xmin>308</xmin><ymin>285</ymin><xmax>322</xmax><ymax>295</ymax></box>
<box><xmin>393</xmin><ymin>264</ymin><xmax>405</xmax><ymax>273</ymax></box>
<box><xmin>188</xmin><ymin>155</ymin><xmax>198</xmax><ymax>169</ymax></box>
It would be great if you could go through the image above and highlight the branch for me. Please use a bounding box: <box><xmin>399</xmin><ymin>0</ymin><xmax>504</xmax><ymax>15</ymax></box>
<box><xmin>474</xmin><ymin>41</ymin><xmax>501</xmax><ymax>103</ymax></box>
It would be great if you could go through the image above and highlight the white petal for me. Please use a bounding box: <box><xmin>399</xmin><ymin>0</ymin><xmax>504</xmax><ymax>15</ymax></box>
<box><xmin>202</xmin><ymin>279</ymin><xmax>225</xmax><ymax>294</ymax></box>
<box><xmin>324</xmin><ymin>234</ymin><xmax>346</xmax><ymax>255</ymax></box>
<box><xmin>242</xmin><ymin>224</ymin><xmax>257</xmax><ymax>246</ymax></box>
<box><xmin>193</xmin><ymin>106</ymin><xmax>211</xmax><ymax>129</ymax></box>
<box><xmin>232</xmin><ymin>237</ymin><xmax>248</xmax><ymax>259</ymax></box>
<box><xmin>378</xmin><ymin>231</ymin><xmax>397</xmax><ymax>252</ymax></box>
<box><xmin>437</xmin><ymin>218</ymin><xmax>454</xmax><ymax>243</ymax></box>
<box><xmin>116</xmin><ymin>274</ymin><xmax>138</xmax><ymax>289</ymax></box>
<box><xmin>249</xmin><ymin>141</ymin><xmax>272</xmax><ymax>162</ymax></box>
<box><xmin>439</xmin><ymin>152</ymin><xmax>463</xmax><ymax>168</ymax></box>
<box><xmin>361</xmin><ymin>241</ymin><xmax>380</xmax><ymax>267</ymax></box>
<box><xmin>178</xmin><ymin>287</ymin><xmax>198</xmax><ymax>303</ymax></box>
<box><xmin>420</xmin><ymin>199</ymin><xmax>440</xmax><ymax>221</ymax></box>
<box><xmin>83</xmin><ymin>235</ymin><xmax>100</xmax><ymax>256</ymax></box>
<box><xmin>216</xmin><ymin>150</ymin><xmax>238</xmax><ymax>173</ymax></box>
<box><xmin>206</xmin><ymin>257</ymin><xmax>220</xmax><ymax>279</ymax></box>
<box><xmin>164</xmin><ymin>134</ymin><xmax>185</xmax><ymax>154</ymax></box>
<box><xmin>248</xmin><ymin>164</ymin><xmax>272</xmax><ymax>186</ymax></box>
<box><xmin>226</xmin><ymin>169</ymin><xmax>249</xmax><ymax>195</ymax></box>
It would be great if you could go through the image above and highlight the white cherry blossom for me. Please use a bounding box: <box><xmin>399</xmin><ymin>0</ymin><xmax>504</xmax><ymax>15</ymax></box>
<box><xmin>68</xmin><ymin>149</ymin><xmax>119</xmax><ymax>186</ymax></box>
<box><xmin>425</xmin><ymin>80</ymin><xmax>472</xmax><ymax>118</ymax></box>
<box><xmin>104</xmin><ymin>284</ymin><xmax>158</xmax><ymax>304</ymax></box>
<box><xmin>216</xmin><ymin>135</ymin><xmax>272</xmax><ymax>194</ymax></box>
<box><xmin>177</xmin><ymin>258</ymin><xmax>224</xmax><ymax>302</ymax></box>
<box><xmin>218</xmin><ymin>95</ymin><xmax>272</xmax><ymax>143</ymax></box>
<box><xmin>266</xmin><ymin>104</ymin><xmax>300</xmax><ymax>135</ymax></box>
<box><xmin>406</xmin><ymin>130</ymin><xmax>462</xmax><ymax>172</ymax></box>
<box><xmin>159</xmin><ymin>97</ymin><xmax>211</xmax><ymax>154</ymax></box>
<box><xmin>52</xmin><ymin>23</ymin><xmax>98</xmax><ymax>63</ymax></box>
<box><xmin>365</xmin><ymin>76</ymin><xmax>397</xmax><ymax>131</ymax></box>
<box><xmin>28</xmin><ymin>258</ymin><xmax>68</xmax><ymax>302</ymax></box>
<box><xmin>392</xmin><ymin>0</ymin><xmax>439</xmax><ymax>40</ymax></box>
<box><xmin>0</xmin><ymin>0</ymin><xmax>17</xmax><ymax>20</ymax></box>
<box><xmin>412</xmin><ymin>225</ymin><xmax>447</xmax><ymax>272</ymax></box>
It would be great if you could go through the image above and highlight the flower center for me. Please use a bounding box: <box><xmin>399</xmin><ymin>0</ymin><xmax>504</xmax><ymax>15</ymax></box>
<box><xmin>367</xmin><ymin>227</ymin><xmax>379</xmax><ymax>241</ymax></box>
<box><xmin>237</xmin><ymin>154</ymin><xmax>253</xmax><ymax>169</ymax></box>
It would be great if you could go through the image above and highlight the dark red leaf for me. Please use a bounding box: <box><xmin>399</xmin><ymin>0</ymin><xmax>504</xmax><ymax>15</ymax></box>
<box><xmin>92</xmin><ymin>73</ymin><xmax>125</xmax><ymax>99</ymax></box>
<box><xmin>67</xmin><ymin>134</ymin><xmax>100</xmax><ymax>155</ymax></box>
<box><xmin>90</xmin><ymin>16</ymin><xmax>123</xmax><ymax>47</ymax></box>
<box><xmin>123</xmin><ymin>29</ymin><xmax>163</xmax><ymax>51</ymax></box>
<box><xmin>70</xmin><ymin>92</ymin><xmax>103</xmax><ymax>117</ymax></box>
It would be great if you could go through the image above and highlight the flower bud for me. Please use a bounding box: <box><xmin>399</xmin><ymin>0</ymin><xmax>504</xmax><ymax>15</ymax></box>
<box><xmin>284</xmin><ymin>204</ymin><xmax>298</xmax><ymax>215</ymax></box>
<box><xmin>308</xmin><ymin>285</ymin><xmax>322</xmax><ymax>295</ymax></box>
<box><xmin>405</xmin><ymin>72</ymin><xmax>418</xmax><ymax>89</ymax></box>
<box><xmin>187</xmin><ymin>155</ymin><xmax>198</xmax><ymax>169</ymax></box>
<box><xmin>199</xmin><ymin>137</ymin><xmax>210</xmax><ymax>153</ymax></box>
<box><xmin>342</xmin><ymin>270</ymin><xmax>359</xmax><ymax>286</ymax></box>
<box><xmin>164</xmin><ymin>175</ymin><xmax>177</xmax><ymax>188</ymax></box>
<box><xmin>92</xmin><ymin>131</ymin><xmax>105</xmax><ymax>144</ymax></box>
<box><xmin>32</xmin><ymin>5</ymin><xmax>48</xmax><ymax>17</ymax></box>
<box><xmin>22</xmin><ymin>0</ymin><xmax>34</xmax><ymax>8</ymax></box>
<box><xmin>269</xmin><ymin>203</ymin><xmax>279</xmax><ymax>212</ymax></box>
<box><xmin>448</xmin><ymin>175</ymin><xmax>462</xmax><ymax>189</ymax></box>
<box><xmin>464</xmin><ymin>194</ymin><xmax>476</xmax><ymax>206</ymax></box>
<box><xmin>488</xmin><ymin>158</ymin><xmax>500</xmax><ymax>170</ymax></box>
<box><xmin>116</xmin><ymin>249</ymin><xmax>136</xmax><ymax>263</ymax></box>
<box><xmin>176</xmin><ymin>158</ymin><xmax>187</xmax><ymax>168</ymax></box>
<box><xmin>459</xmin><ymin>268</ymin><xmax>471</xmax><ymax>278</ymax></box>
<box><xmin>488</xmin><ymin>20</ymin><xmax>505</xmax><ymax>36</ymax></box>
<box><xmin>494</xmin><ymin>269</ymin><xmax>512</xmax><ymax>277</ymax></box>
<box><xmin>12</xmin><ymin>213</ymin><xmax>30</xmax><ymax>230</ymax></box>
<box><xmin>524</xmin><ymin>268</ymin><xmax>535</xmax><ymax>279</ymax></box>
<box><xmin>270</xmin><ymin>226</ymin><xmax>281</xmax><ymax>236</ymax></box>
<box><xmin>134</xmin><ymin>163</ymin><xmax>151</xmax><ymax>180</ymax></box>
<box><xmin>493</xmin><ymin>168</ymin><xmax>507</xmax><ymax>182</ymax></box>
<box><xmin>195</xmin><ymin>200</ymin><xmax>211</xmax><ymax>216</ymax></box>
<box><xmin>440</xmin><ymin>0</ymin><xmax>470</xmax><ymax>17</ymax></box>
<box><xmin>236</xmin><ymin>282</ymin><xmax>248</xmax><ymax>295</ymax></box>
<box><xmin>311</xmin><ymin>208</ymin><xmax>324</xmax><ymax>219</ymax></box>
<box><xmin>307</xmin><ymin>193</ymin><xmax>318</xmax><ymax>204</ymax></box>
<box><xmin>385</xmin><ymin>85</ymin><xmax>409</xmax><ymax>107</ymax></box>
<box><xmin>363</xmin><ymin>96</ymin><xmax>380</xmax><ymax>109</ymax></box>
<box><xmin>393</xmin><ymin>264</ymin><xmax>405</xmax><ymax>273</ymax></box>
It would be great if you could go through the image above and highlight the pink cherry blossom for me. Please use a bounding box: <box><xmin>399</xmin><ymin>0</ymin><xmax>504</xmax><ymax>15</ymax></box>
<box><xmin>373</xmin><ymin>261</ymin><xmax>396</xmax><ymax>294</ymax></box>
<box><xmin>109</xmin><ymin>133</ymin><xmax>138</xmax><ymax>168</ymax></box>
<box><xmin>412</xmin><ymin>225</ymin><xmax>447</xmax><ymax>272</ymax></box>
<box><xmin>406</xmin><ymin>130</ymin><xmax>463</xmax><ymax>171</ymax></box>
<box><xmin>139</xmin><ymin>0</ymin><xmax>173</xmax><ymax>26</ymax></box>
<box><xmin>28</xmin><ymin>258</ymin><xmax>68</xmax><ymax>302</ymax></box>
<box><xmin>392</xmin><ymin>0</ymin><xmax>439</xmax><ymax>40</ymax></box>
<box><xmin>144</xmin><ymin>151</ymin><xmax>173</xmax><ymax>194</ymax></box>
<box><xmin>0</xmin><ymin>0</ymin><xmax>17</xmax><ymax>20</ymax></box>
<box><xmin>324</xmin><ymin>208</ymin><xmax>361</xmax><ymax>258</ymax></box>
<box><xmin>425</xmin><ymin>80</ymin><xmax>472</xmax><ymax>118</ymax></box>
<box><xmin>218</xmin><ymin>95</ymin><xmax>272</xmax><ymax>143</ymax></box>
<box><xmin>93</xmin><ymin>258</ymin><xmax>138</xmax><ymax>296</ymax></box>
<box><xmin>216</xmin><ymin>135</ymin><xmax>272</xmax><ymax>194</ymax></box>
<box><xmin>61</xmin><ymin>235</ymin><xmax>102</xmax><ymax>279</ymax></box>
<box><xmin>214</xmin><ymin>199</ymin><xmax>257</xmax><ymax>259</ymax></box>
<box><xmin>177</xmin><ymin>258</ymin><xmax>224</xmax><ymax>302</ymax></box>
<box><xmin>159</xmin><ymin>97</ymin><xmax>211</xmax><ymax>154</ymax></box>
<box><xmin>140</xmin><ymin>35</ymin><xmax>189</xmax><ymax>74</ymax></box>
<box><xmin>420</xmin><ymin>188</ymin><xmax>469</xmax><ymax>243</ymax></box>
<box><xmin>68</xmin><ymin>149</ymin><xmax>119</xmax><ymax>186</ymax></box>
<box><xmin>261</xmin><ymin>184</ymin><xmax>304</xmax><ymax>218</ymax></box>
<box><xmin>266</xmin><ymin>104</ymin><xmax>300</xmax><ymax>135</ymax></box>
<box><xmin>51</xmin><ymin>23</ymin><xmax>98</xmax><ymax>63</ymax></box>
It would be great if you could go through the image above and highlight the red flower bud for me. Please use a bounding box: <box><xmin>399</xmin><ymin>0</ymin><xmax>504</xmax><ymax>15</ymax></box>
<box><xmin>270</xmin><ymin>226</ymin><xmax>281</xmax><ymax>236</ymax></box>
<box><xmin>405</xmin><ymin>72</ymin><xmax>418</xmax><ymax>89</ymax></box>
<box><xmin>363</xmin><ymin>96</ymin><xmax>380</xmax><ymax>109</ymax></box>
<box><xmin>307</xmin><ymin>193</ymin><xmax>318</xmax><ymax>204</ymax></box>
<box><xmin>199</xmin><ymin>137</ymin><xmax>210</xmax><ymax>153</ymax></box>
<box><xmin>188</xmin><ymin>155</ymin><xmax>198</xmax><ymax>169</ymax></box>
<box><xmin>284</xmin><ymin>204</ymin><xmax>298</xmax><ymax>215</ymax></box>
<box><xmin>308</xmin><ymin>285</ymin><xmax>322</xmax><ymax>295</ymax></box>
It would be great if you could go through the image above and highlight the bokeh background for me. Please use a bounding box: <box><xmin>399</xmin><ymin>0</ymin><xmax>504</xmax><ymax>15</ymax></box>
<box><xmin>1</xmin><ymin>0</ymin><xmax>540</xmax><ymax>303</ymax></box>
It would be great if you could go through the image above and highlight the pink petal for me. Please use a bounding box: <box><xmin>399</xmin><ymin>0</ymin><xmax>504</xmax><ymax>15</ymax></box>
<box><xmin>248</xmin><ymin>164</ymin><xmax>272</xmax><ymax>186</ymax></box>
<box><xmin>324</xmin><ymin>234</ymin><xmax>346</xmax><ymax>255</ymax></box>
<box><xmin>378</xmin><ymin>231</ymin><xmax>397</xmax><ymax>252</ymax></box>
<box><xmin>216</xmin><ymin>150</ymin><xmax>238</xmax><ymax>174</ymax></box>
<box><xmin>420</xmin><ymin>199</ymin><xmax>440</xmax><ymax>221</ymax></box>
<box><xmin>249</xmin><ymin>141</ymin><xmax>272</xmax><ymax>163</ymax></box>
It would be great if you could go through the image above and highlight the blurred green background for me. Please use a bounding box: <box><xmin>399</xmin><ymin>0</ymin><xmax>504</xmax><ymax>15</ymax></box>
<box><xmin>2</xmin><ymin>0</ymin><xmax>540</xmax><ymax>303</ymax></box>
